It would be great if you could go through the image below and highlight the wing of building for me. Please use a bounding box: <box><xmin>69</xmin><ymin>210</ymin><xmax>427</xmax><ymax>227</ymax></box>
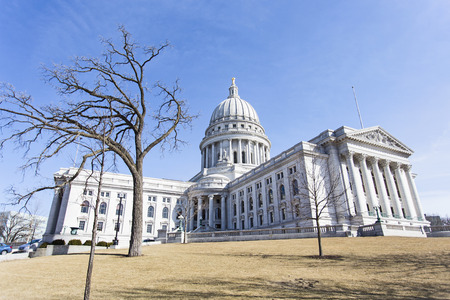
<box><xmin>43</xmin><ymin>79</ymin><xmax>428</xmax><ymax>244</ymax></box>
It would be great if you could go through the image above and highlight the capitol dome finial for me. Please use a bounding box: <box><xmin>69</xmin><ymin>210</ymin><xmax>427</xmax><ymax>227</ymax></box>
<box><xmin>228</xmin><ymin>77</ymin><xmax>239</xmax><ymax>98</ymax></box>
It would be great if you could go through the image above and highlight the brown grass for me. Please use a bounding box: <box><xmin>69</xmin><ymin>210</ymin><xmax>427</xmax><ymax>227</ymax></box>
<box><xmin>1</xmin><ymin>237</ymin><xmax>449</xmax><ymax>299</ymax></box>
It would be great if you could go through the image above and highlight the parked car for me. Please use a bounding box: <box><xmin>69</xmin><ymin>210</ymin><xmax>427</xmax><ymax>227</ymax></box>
<box><xmin>18</xmin><ymin>239</ymin><xmax>42</xmax><ymax>252</ymax></box>
<box><xmin>0</xmin><ymin>243</ymin><xmax>13</xmax><ymax>255</ymax></box>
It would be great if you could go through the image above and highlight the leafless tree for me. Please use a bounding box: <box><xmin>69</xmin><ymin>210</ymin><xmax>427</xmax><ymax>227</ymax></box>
<box><xmin>292</xmin><ymin>154</ymin><xmax>347</xmax><ymax>257</ymax></box>
<box><xmin>0</xmin><ymin>211</ymin><xmax>43</xmax><ymax>243</ymax></box>
<box><xmin>177</xmin><ymin>197</ymin><xmax>197</xmax><ymax>243</ymax></box>
<box><xmin>0</xmin><ymin>26</ymin><xmax>195</xmax><ymax>256</ymax></box>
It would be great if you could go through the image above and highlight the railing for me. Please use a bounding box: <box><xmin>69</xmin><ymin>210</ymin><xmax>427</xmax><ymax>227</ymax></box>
<box><xmin>186</xmin><ymin>225</ymin><xmax>341</xmax><ymax>240</ymax></box>
<box><xmin>428</xmin><ymin>225</ymin><xmax>450</xmax><ymax>232</ymax></box>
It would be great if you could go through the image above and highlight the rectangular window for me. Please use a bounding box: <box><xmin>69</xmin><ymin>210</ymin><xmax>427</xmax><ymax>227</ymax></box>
<box><xmin>117</xmin><ymin>193</ymin><xmax>126</xmax><ymax>199</ymax></box>
<box><xmin>97</xmin><ymin>222</ymin><xmax>103</xmax><ymax>231</ymax></box>
<box><xmin>101</xmin><ymin>191</ymin><xmax>110</xmax><ymax>198</ymax></box>
<box><xmin>79</xmin><ymin>220</ymin><xmax>86</xmax><ymax>231</ymax></box>
<box><xmin>114</xmin><ymin>222</ymin><xmax>120</xmax><ymax>231</ymax></box>
<box><xmin>146</xmin><ymin>223</ymin><xmax>153</xmax><ymax>233</ymax></box>
<box><xmin>162</xmin><ymin>224</ymin><xmax>167</xmax><ymax>230</ymax></box>
<box><xmin>277</xmin><ymin>172</ymin><xmax>284</xmax><ymax>180</ymax></box>
<box><xmin>148</xmin><ymin>196</ymin><xmax>156</xmax><ymax>202</ymax></box>
<box><xmin>289</xmin><ymin>166</ymin><xmax>297</xmax><ymax>174</ymax></box>
<box><xmin>266</xmin><ymin>177</ymin><xmax>272</xmax><ymax>185</ymax></box>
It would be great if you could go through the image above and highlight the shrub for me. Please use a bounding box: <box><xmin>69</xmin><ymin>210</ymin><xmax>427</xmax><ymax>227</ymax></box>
<box><xmin>106</xmin><ymin>242</ymin><xmax>113</xmax><ymax>248</ymax></box>
<box><xmin>39</xmin><ymin>242</ymin><xmax>49</xmax><ymax>248</ymax></box>
<box><xmin>68</xmin><ymin>239</ymin><xmax>82</xmax><ymax>245</ymax></box>
<box><xmin>83</xmin><ymin>240</ymin><xmax>92</xmax><ymax>246</ymax></box>
<box><xmin>96</xmin><ymin>241</ymin><xmax>108</xmax><ymax>247</ymax></box>
<box><xmin>52</xmin><ymin>239</ymin><xmax>66</xmax><ymax>245</ymax></box>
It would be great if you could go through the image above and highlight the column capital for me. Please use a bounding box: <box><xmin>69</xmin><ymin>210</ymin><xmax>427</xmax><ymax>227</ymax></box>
<box><xmin>208</xmin><ymin>194</ymin><xmax>215</xmax><ymax>200</ymax></box>
<box><xmin>391</xmin><ymin>161</ymin><xmax>402</xmax><ymax>169</ymax></box>
<box><xmin>379</xmin><ymin>159</ymin><xmax>390</xmax><ymax>167</ymax></box>
<box><xmin>367</xmin><ymin>156</ymin><xmax>379</xmax><ymax>165</ymax></box>
<box><xmin>402</xmin><ymin>164</ymin><xmax>412</xmax><ymax>172</ymax></box>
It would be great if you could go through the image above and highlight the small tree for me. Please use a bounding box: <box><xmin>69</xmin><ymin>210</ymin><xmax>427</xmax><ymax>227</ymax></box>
<box><xmin>293</xmin><ymin>154</ymin><xmax>347</xmax><ymax>257</ymax></box>
<box><xmin>178</xmin><ymin>197</ymin><xmax>198</xmax><ymax>243</ymax></box>
<box><xmin>0</xmin><ymin>26</ymin><xmax>196</xmax><ymax>257</ymax></box>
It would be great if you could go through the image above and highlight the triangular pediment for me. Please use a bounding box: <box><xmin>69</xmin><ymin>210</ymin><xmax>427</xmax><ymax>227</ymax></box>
<box><xmin>346</xmin><ymin>126</ymin><xmax>413</xmax><ymax>154</ymax></box>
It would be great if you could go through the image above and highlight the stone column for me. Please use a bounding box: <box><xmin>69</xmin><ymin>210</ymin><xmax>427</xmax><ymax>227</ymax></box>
<box><xmin>197</xmin><ymin>196</ymin><xmax>203</xmax><ymax>228</ymax></box>
<box><xmin>245</xmin><ymin>141</ymin><xmax>250</xmax><ymax>164</ymax></box>
<box><xmin>256</xmin><ymin>143</ymin><xmax>260</xmax><ymax>165</ymax></box>
<box><xmin>238</xmin><ymin>139</ymin><xmax>242</xmax><ymax>163</ymax></box>
<box><xmin>359</xmin><ymin>154</ymin><xmax>377</xmax><ymax>213</ymax></box>
<box><xmin>345</xmin><ymin>152</ymin><xmax>367</xmax><ymax>216</ymax></box>
<box><xmin>205</xmin><ymin>146</ymin><xmax>209</xmax><ymax>168</ymax></box>
<box><xmin>208</xmin><ymin>194</ymin><xmax>214</xmax><ymax>228</ymax></box>
<box><xmin>404</xmin><ymin>165</ymin><xmax>425</xmax><ymax>221</ymax></box>
<box><xmin>211</xmin><ymin>143</ymin><xmax>216</xmax><ymax>167</ymax></box>
<box><xmin>262</xmin><ymin>187</ymin><xmax>269</xmax><ymax>226</ymax></box>
<box><xmin>370</xmin><ymin>157</ymin><xmax>391</xmax><ymax>217</ymax></box>
<box><xmin>326</xmin><ymin>146</ymin><xmax>347</xmax><ymax>222</ymax></box>
<box><xmin>201</xmin><ymin>149</ymin><xmax>204</xmax><ymax>169</ymax></box>
<box><xmin>394</xmin><ymin>164</ymin><xmax>417</xmax><ymax>219</ymax></box>
<box><xmin>272</xmin><ymin>174</ymin><xmax>280</xmax><ymax>223</ymax></box>
<box><xmin>339</xmin><ymin>155</ymin><xmax>355</xmax><ymax>216</ymax></box>
<box><xmin>228</xmin><ymin>139</ymin><xmax>232</xmax><ymax>161</ymax></box>
<box><xmin>266</xmin><ymin>147</ymin><xmax>271</xmax><ymax>160</ymax></box>
<box><xmin>189</xmin><ymin>200</ymin><xmax>194</xmax><ymax>231</ymax></box>
<box><xmin>382</xmin><ymin>161</ymin><xmax>402</xmax><ymax>218</ymax></box>
<box><xmin>243</xmin><ymin>188</ymin><xmax>248</xmax><ymax>229</ymax></box>
<box><xmin>221</xmin><ymin>195</ymin><xmax>226</xmax><ymax>230</ymax></box>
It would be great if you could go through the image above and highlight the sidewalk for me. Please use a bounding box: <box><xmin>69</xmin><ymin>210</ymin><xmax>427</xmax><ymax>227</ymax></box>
<box><xmin>0</xmin><ymin>251</ymin><xmax>30</xmax><ymax>262</ymax></box>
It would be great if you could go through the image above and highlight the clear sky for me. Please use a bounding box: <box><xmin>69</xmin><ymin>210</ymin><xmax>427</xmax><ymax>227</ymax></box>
<box><xmin>0</xmin><ymin>1</ymin><xmax>449</xmax><ymax>218</ymax></box>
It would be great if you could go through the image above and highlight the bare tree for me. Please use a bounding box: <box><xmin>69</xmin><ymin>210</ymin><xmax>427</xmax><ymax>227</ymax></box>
<box><xmin>292</xmin><ymin>154</ymin><xmax>347</xmax><ymax>257</ymax></box>
<box><xmin>0</xmin><ymin>211</ymin><xmax>39</xmax><ymax>243</ymax></box>
<box><xmin>0</xmin><ymin>26</ymin><xmax>195</xmax><ymax>256</ymax></box>
<box><xmin>177</xmin><ymin>197</ymin><xmax>197</xmax><ymax>244</ymax></box>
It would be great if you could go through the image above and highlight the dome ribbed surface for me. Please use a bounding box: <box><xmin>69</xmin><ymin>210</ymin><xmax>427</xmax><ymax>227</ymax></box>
<box><xmin>209</xmin><ymin>97</ymin><xmax>260</xmax><ymax>125</ymax></box>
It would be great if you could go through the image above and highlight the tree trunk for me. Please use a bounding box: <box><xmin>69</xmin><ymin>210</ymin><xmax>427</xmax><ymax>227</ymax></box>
<box><xmin>316</xmin><ymin>215</ymin><xmax>323</xmax><ymax>257</ymax></box>
<box><xmin>128</xmin><ymin>166</ymin><xmax>143</xmax><ymax>257</ymax></box>
<box><xmin>84</xmin><ymin>168</ymin><xmax>105</xmax><ymax>298</ymax></box>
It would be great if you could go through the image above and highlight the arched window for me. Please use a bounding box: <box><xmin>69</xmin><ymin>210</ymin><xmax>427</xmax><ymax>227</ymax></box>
<box><xmin>116</xmin><ymin>203</ymin><xmax>123</xmax><ymax>216</ymax></box>
<box><xmin>81</xmin><ymin>201</ymin><xmax>89</xmax><ymax>213</ymax></box>
<box><xmin>147</xmin><ymin>206</ymin><xmax>154</xmax><ymax>218</ymax></box>
<box><xmin>258</xmin><ymin>193</ymin><xmax>263</xmax><ymax>208</ymax></box>
<box><xmin>162</xmin><ymin>207</ymin><xmax>169</xmax><ymax>219</ymax></box>
<box><xmin>292</xmin><ymin>180</ymin><xmax>299</xmax><ymax>196</ymax></box>
<box><xmin>99</xmin><ymin>202</ymin><xmax>107</xmax><ymax>215</ymax></box>
<box><xmin>233</xmin><ymin>203</ymin><xmax>237</xmax><ymax>216</ymax></box>
<box><xmin>280</xmin><ymin>185</ymin><xmax>286</xmax><ymax>200</ymax></box>
<box><xmin>249</xmin><ymin>197</ymin><xmax>253</xmax><ymax>210</ymax></box>
<box><xmin>241</xmin><ymin>200</ymin><xmax>245</xmax><ymax>213</ymax></box>
<box><xmin>268</xmin><ymin>189</ymin><xmax>273</xmax><ymax>204</ymax></box>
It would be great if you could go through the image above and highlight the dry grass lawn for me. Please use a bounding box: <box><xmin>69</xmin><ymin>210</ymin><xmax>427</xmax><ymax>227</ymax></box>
<box><xmin>0</xmin><ymin>237</ymin><xmax>449</xmax><ymax>299</ymax></box>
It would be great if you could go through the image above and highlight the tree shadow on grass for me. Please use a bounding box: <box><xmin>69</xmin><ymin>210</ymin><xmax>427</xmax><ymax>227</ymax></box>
<box><xmin>103</xmin><ymin>276</ymin><xmax>446</xmax><ymax>299</ymax></box>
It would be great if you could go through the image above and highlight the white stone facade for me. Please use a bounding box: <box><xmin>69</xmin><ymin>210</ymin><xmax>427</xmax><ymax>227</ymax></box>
<box><xmin>44</xmin><ymin>79</ymin><xmax>428</xmax><ymax>244</ymax></box>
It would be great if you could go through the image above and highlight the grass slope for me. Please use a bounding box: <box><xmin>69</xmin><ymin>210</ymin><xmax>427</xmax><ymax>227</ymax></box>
<box><xmin>1</xmin><ymin>237</ymin><xmax>449</xmax><ymax>299</ymax></box>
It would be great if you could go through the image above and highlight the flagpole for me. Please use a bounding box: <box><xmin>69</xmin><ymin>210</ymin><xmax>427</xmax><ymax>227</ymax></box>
<box><xmin>352</xmin><ymin>86</ymin><xmax>364</xmax><ymax>129</ymax></box>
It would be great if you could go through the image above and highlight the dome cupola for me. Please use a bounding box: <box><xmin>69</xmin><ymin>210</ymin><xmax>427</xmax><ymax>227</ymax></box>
<box><xmin>198</xmin><ymin>79</ymin><xmax>271</xmax><ymax>176</ymax></box>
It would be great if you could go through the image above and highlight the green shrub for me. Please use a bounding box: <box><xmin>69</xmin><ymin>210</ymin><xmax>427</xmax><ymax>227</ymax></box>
<box><xmin>96</xmin><ymin>241</ymin><xmax>108</xmax><ymax>247</ymax></box>
<box><xmin>68</xmin><ymin>239</ymin><xmax>82</xmax><ymax>245</ymax></box>
<box><xmin>52</xmin><ymin>239</ymin><xmax>66</xmax><ymax>245</ymax></box>
<box><xmin>39</xmin><ymin>242</ymin><xmax>49</xmax><ymax>248</ymax></box>
<box><xmin>106</xmin><ymin>242</ymin><xmax>113</xmax><ymax>248</ymax></box>
<box><xmin>83</xmin><ymin>240</ymin><xmax>92</xmax><ymax>246</ymax></box>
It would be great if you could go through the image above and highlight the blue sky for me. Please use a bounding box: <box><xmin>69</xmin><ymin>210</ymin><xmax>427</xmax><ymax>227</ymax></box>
<box><xmin>1</xmin><ymin>0</ymin><xmax>449</xmax><ymax>218</ymax></box>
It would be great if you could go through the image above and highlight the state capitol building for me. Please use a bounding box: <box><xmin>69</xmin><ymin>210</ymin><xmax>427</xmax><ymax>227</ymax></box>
<box><xmin>43</xmin><ymin>79</ymin><xmax>429</xmax><ymax>244</ymax></box>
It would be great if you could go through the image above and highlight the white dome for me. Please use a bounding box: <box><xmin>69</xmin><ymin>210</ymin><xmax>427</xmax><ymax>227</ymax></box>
<box><xmin>209</xmin><ymin>79</ymin><xmax>260</xmax><ymax>126</ymax></box>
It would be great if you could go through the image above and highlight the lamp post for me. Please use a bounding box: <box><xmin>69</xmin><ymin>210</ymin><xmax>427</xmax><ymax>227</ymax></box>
<box><xmin>113</xmin><ymin>193</ymin><xmax>125</xmax><ymax>246</ymax></box>
<box><xmin>373</xmin><ymin>205</ymin><xmax>381</xmax><ymax>223</ymax></box>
